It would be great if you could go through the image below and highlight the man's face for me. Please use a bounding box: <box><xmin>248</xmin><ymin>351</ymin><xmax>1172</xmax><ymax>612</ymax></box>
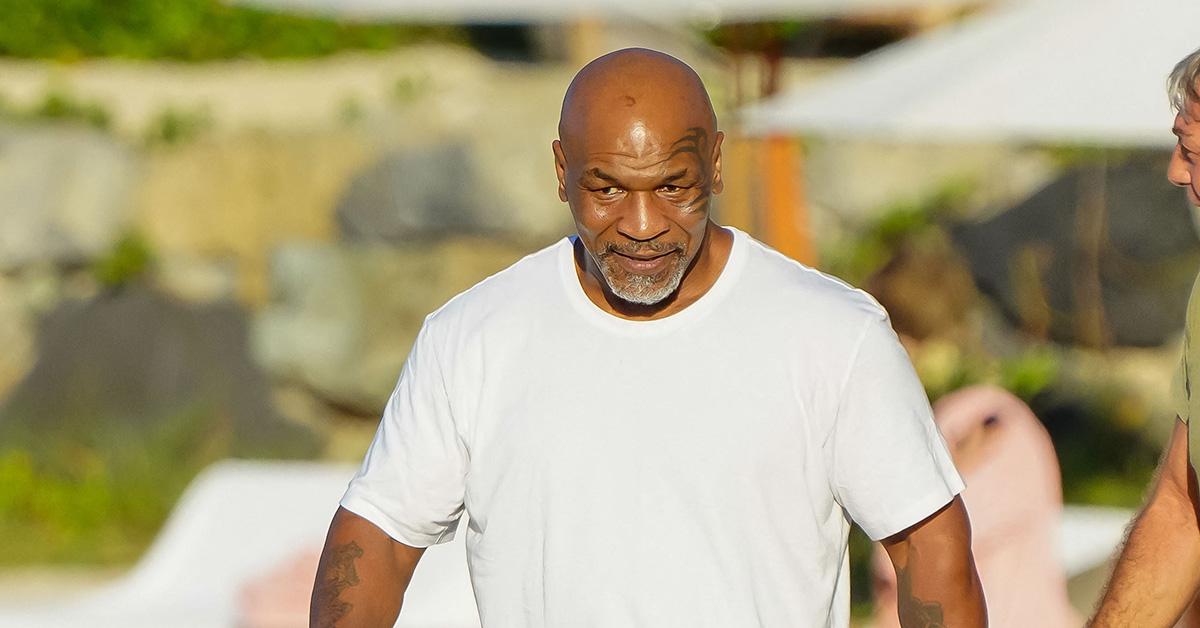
<box><xmin>554</xmin><ymin>120</ymin><xmax>723</xmax><ymax>305</ymax></box>
<box><xmin>1169</xmin><ymin>98</ymin><xmax>1200</xmax><ymax>208</ymax></box>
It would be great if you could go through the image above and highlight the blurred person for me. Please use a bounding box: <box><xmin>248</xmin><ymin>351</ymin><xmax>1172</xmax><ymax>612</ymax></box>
<box><xmin>239</xmin><ymin>548</ymin><xmax>322</xmax><ymax>628</ymax></box>
<box><xmin>1090</xmin><ymin>46</ymin><xmax>1200</xmax><ymax>627</ymax></box>
<box><xmin>310</xmin><ymin>48</ymin><xmax>985</xmax><ymax>627</ymax></box>
<box><xmin>873</xmin><ymin>386</ymin><xmax>1079</xmax><ymax>628</ymax></box>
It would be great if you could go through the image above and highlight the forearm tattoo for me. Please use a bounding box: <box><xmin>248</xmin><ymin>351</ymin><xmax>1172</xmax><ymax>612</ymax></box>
<box><xmin>313</xmin><ymin>541</ymin><xmax>364</xmax><ymax>628</ymax></box>
<box><xmin>896</xmin><ymin>564</ymin><xmax>947</xmax><ymax>628</ymax></box>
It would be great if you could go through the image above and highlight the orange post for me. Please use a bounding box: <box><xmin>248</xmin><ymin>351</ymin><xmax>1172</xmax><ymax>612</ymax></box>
<box><xmin>762</xmin><ymin>135</ymin><xmax>815</xmax><ymax>266</ymax></box>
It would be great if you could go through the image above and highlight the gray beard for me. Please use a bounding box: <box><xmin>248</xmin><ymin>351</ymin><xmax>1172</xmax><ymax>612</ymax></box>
<box><xmin>594</xmin><ymin>252</ymin><xmax>688</xmax><ymax>305</ymax></box>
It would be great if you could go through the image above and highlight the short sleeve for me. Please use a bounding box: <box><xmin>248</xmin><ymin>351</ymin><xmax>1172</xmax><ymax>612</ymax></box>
<box><xmin>1177</xmin><ymin>272</ymin><xmax>1200</xmax><ymax>474</ymax></box>
<box><xmin>339</xmin><ymin>321</ymin><xmax>468</xmax><ymax>547</ymax></box>
<box><xmin>1175</xmin><ymin>272</ymin><xmax>1200</xmax><ymax>425</ymax></box>
<box><xmin>826</xmin><ymin>313</ymin><xmax>964</xmax><ymax>541</ymax></box>
<box><xmin>1172</xmin><ymin>353</ymin><xmax>1190</xmax><ymax>423</ymax></box>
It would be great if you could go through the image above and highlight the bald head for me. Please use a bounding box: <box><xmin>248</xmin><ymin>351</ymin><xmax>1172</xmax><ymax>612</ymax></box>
<box><xmin>552</xmin><ymin>49</ymin><xmax>726</xmax><ymax>309</ymax></box>
<box><xmin>558</xmin><ymin>48</ymin><xmax>717</xmax><ymax>150</ymax></box>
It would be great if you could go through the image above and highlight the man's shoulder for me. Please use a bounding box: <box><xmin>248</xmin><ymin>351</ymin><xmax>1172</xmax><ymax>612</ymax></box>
<box><xmin>738</xmin><ymin>232</ymin><xmax>887</xmax><ymax>325</ymax></box>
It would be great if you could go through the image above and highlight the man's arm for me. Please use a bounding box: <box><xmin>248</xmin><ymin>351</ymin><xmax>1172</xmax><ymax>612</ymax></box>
<box><xmin>881</xmin><ymin>496</ymin><xmax>987</xmax><ymax>628</ymax></box>
<box><xmin>310</xmin><ymin>507</ymin><xmax>426</xmax><ymax>628</ymax></box>
<box><xmin>1090</xmin><ymin>417</ymin><xmax>1200</xmax><ymax>627</ymax></box>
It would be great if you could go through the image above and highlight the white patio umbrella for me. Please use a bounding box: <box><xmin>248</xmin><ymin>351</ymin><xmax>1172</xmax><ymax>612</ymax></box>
<box><xmin>741</xmin><ymin>0</ymin><xmax>1200</xmax><ymax>147</ymax></box>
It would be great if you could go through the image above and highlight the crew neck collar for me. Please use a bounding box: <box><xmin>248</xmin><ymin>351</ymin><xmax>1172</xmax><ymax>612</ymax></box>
<box><xmin>557</xmin><ymin>227</ymin><xmax>748</xmax><ymax>336</ymax></box>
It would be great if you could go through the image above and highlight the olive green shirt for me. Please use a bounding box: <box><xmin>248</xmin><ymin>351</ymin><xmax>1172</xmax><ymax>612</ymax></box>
<box><xmin>1171</xmin><ymin>272</ymin><xmax>1200</xmax><ymax>472</ymax></box>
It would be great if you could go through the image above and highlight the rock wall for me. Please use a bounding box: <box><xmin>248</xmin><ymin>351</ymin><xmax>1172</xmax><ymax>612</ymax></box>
<box><xmin>254</xmin><ymin>238</ymin><xmax>535</xmax><ymax>413</ymax></box>
<box><xmin>0</xmin><ymin>125</ymin><xmax>135</xmax><ymax>271</ymax></box>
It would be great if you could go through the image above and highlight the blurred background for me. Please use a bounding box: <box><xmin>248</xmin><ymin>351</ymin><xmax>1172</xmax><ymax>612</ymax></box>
<box><xmin>0</xmin><ymin>0</ymin><xmax>1196</xmax><ymax>625</ymax></box>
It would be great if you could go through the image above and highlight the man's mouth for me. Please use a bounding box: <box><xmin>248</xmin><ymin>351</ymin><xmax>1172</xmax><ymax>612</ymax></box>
<box><xmin>603</xmin><ymin>248</ymin><xmax>680</xmax><ymax>275</ymax></box>
<box><xmin>616</xmin><ymin>250</ymin><xmax>674</xmax><ymax>262</ymax></box>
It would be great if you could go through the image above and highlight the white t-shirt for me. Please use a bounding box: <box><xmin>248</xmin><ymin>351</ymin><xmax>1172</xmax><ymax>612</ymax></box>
<box><xmin>341</xmin><ymin>227</ymin><xmax>963</xmax><ymax>627</ymax></box>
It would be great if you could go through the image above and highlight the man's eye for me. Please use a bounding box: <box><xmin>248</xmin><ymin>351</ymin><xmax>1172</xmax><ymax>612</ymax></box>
<box><xmin>659</xmin><ymin>185</ymin><xmax>682</xmax><ymax>193</ymax></box>
<box><xmin>597</xmin><ymin>187</ymin><xmax>621</xmax><ymax>195</ymax></box>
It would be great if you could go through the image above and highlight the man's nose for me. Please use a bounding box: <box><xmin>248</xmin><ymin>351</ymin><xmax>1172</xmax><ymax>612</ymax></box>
<box><xmin>1168</xmin><ymin>146</ymin><xmax>1192</xmax><ymax>188</ymax></box>
<box><xmin>615</xmin><ymin>192</ymin><xmax>670</xmax><ymax>242</ymax></box>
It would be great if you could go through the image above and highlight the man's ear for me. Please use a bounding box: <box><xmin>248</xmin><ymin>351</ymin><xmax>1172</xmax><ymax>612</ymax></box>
<box><xmin>711</xmin><ymin>130</ymin><xmax>725</xmax><ymax>195</ymax></box>
<box><xmin>553</xmin><ymin>139</ymin><xmax>568</xmax><ymax>202</ymax></box>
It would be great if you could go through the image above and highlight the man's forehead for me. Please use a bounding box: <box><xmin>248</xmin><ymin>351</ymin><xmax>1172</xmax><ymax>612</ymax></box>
<box><xmin>579</xmin><ymin>153</ymin><xmax>696</xmax><ymax>179</ymax></box>
<box><xmin>569</xmin><ymin>117</ymin><xmax>709</xmax><ymax>160</ymax></box>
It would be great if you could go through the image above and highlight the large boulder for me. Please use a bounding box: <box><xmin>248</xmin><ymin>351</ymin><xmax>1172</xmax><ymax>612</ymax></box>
<box><xmin>954</xmin><ymin>151</ymin><xmax>1200</xmax><ymax>347</ymax></box>
<box><xmin>0</xmin><ymin>125</ymin><xmax>135</xmax><ymax>271</ymax></box>
<box><xmin>0</xmin><ymin>285</ymin><xmax>318</xmax><ymax>464</ymax></box>
<box><xmin>0</xmin><ymin>264</ymin><xmax>89</xmax><ymax>402</ymax></box>
<box><xmin>335</xmin><ymin>142</ymin><xmax>499</xmax><ymax>241</ymax></box>
<box><xmin>254</xmin><ymin>238</ymin><xmax>532</xmax><ymax>414</ymax></box>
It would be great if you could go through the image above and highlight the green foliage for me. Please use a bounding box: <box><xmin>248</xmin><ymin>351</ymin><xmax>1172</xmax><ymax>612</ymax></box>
<box><xmin>1071</xmin><ymin>472</ymin><xmax>1157</xmax><ymax>507</ymax></box>
<box><xmin>92</xmin><ymin>231</ymin><xmax>155</xmax><ymax>288</ymax></box>
<box><xmin>702</xmin><ymin>20</ymin><xmax>819</xmax><ymax>54</ymax></box>
<box><xmin>822</xmin><ymin>178</ymin><xmax>975</xmax><ymax>286</ymax></box>
<box><xmin>917</xmin><ymin>345</ymin><xmax>1059</xmax><ymax>407</ymax></box>
<box><xmin>998</xmin><ymin>348</ymin><xmax>1059</xmax><ymax>402</ymax></box>
<box><xmin>0</xmin><ymin>0</ymin><xmax>463</xmax><ymax>61</ymax></box>
<box><xmin>144</xmin><ymin>105</ymin><xmax>211</xmax><ymax>146</ymax></box>
<box><xmin>392</xmin><ymin>74</ymin><xmax>431</xmax><ymax>105</ymax></box>
<box><xmin>0</xmin><ymin>86</ymin><xmax>113</xmax><ymax>129</ymax></box>
<box><xmin>847</xmin><ymin>524</ymin><xmax>877</xmax><ymax>619</ymax></box>
<box><xmin>0</xmin><ymin>404</ymin><xmax>224</xmax><ymax>565</ymax></box>
<box><xmin>915</xmin><ymin>342</ymin><xmax>987</xmax><ymax>404</ymax></box>
<box><xmin>1031</xmin><ymin>386</ymin><xmax>1161</xmax><ymax>508</ymax></box>
<box><xmin>1043</xmin><ymin>145</ymin><xmax>1134</xmax><ymax>169</ymax></box>
<box><xmin>32</xmin><ymin>89</ymin><xmax>112</xmax><ymax>129</ymax></box>
<box><xmin>338</xmin><ymin>95</ymin><xmax>365</xmax><ymax>126</ymax></box>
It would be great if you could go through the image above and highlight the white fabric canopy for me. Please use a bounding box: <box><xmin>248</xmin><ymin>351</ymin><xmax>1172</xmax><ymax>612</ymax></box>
<box><xmin>237</xmin><ymin>0</ymin><xmax>993</xmax><ymax>23</ymax></box>
<box><xmin>741</xmin><ymin>0</ymin><xmax>1200</xmax><ymax>147</ymax></box>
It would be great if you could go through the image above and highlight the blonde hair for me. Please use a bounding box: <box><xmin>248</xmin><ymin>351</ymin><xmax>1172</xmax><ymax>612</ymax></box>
<box><xmin>1169</xmin><ymin>46</ymin><xmax>1200</xmax><ymax>111</ymax></box>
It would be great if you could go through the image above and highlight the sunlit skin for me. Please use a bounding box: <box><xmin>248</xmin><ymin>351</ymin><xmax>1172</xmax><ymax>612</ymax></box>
<box><xmin>1169</xmin><ymin>99</ymin><xmax>1200</xmax><ymax>207</ymax></box>
<box><xmin>553</xmin><ymin>48</ymin><xmax>731</xmax><ymax>320</ymax></box>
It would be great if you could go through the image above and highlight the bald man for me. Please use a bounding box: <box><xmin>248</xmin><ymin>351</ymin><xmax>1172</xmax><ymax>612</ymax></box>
<box><xmin>311</xmin><ymin>49</ymin><xmax>985</xmax><ymax>628</ymax></box>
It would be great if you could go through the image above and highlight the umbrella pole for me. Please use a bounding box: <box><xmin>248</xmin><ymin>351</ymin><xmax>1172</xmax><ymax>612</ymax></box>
<box><xmin>1074</xmin><ymin>154</ymin><xmax>1110</xmax><ymax>348</ymax></box>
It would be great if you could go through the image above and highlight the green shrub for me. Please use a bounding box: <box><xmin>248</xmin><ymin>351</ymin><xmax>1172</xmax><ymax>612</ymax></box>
<box><xmin>338</xmin><ymin>95</ymin><xmax>366</xmax><ymax>126</ymax></box>
<box><xmin>144</xmin><ymin>105</ymin><xmax>211</xmax><ymax>146</ymax></box>
<box><xmin>999</xmin><ymin>348</ymin><xmax>1060</xmax><ymax>402</ymax></box>
<box><xmin>92</xmin><ymin>231</ymin><xmax>155</xmax><ymax>289</ymax></box>
<box><xmin>392</xmin><ymin>74</ymin><xmax>431</xmax><ymax>105</ymax></box>
<box><xmin>36</xmin><ymin>89</ymin><xmax>111</xmax><ymax>129</ymax></box>
<box><xmin>0</xmin><ymin>87</ymin><xmax>114</xmax><ymax>130</ymax></box>
<box><xmin>821</xmin><ymin>178</ymin><xmax>974</xmax><ymax>286</ymax></box>
<box><xmin>0</xmin><ymin>404</ymin><xmax>223</xmax><ymax>565</ymax></box>
<box><xmin>0</xmin><ymin>0</ymin><xmax>463</xmax><ymax>61</ymax></box>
